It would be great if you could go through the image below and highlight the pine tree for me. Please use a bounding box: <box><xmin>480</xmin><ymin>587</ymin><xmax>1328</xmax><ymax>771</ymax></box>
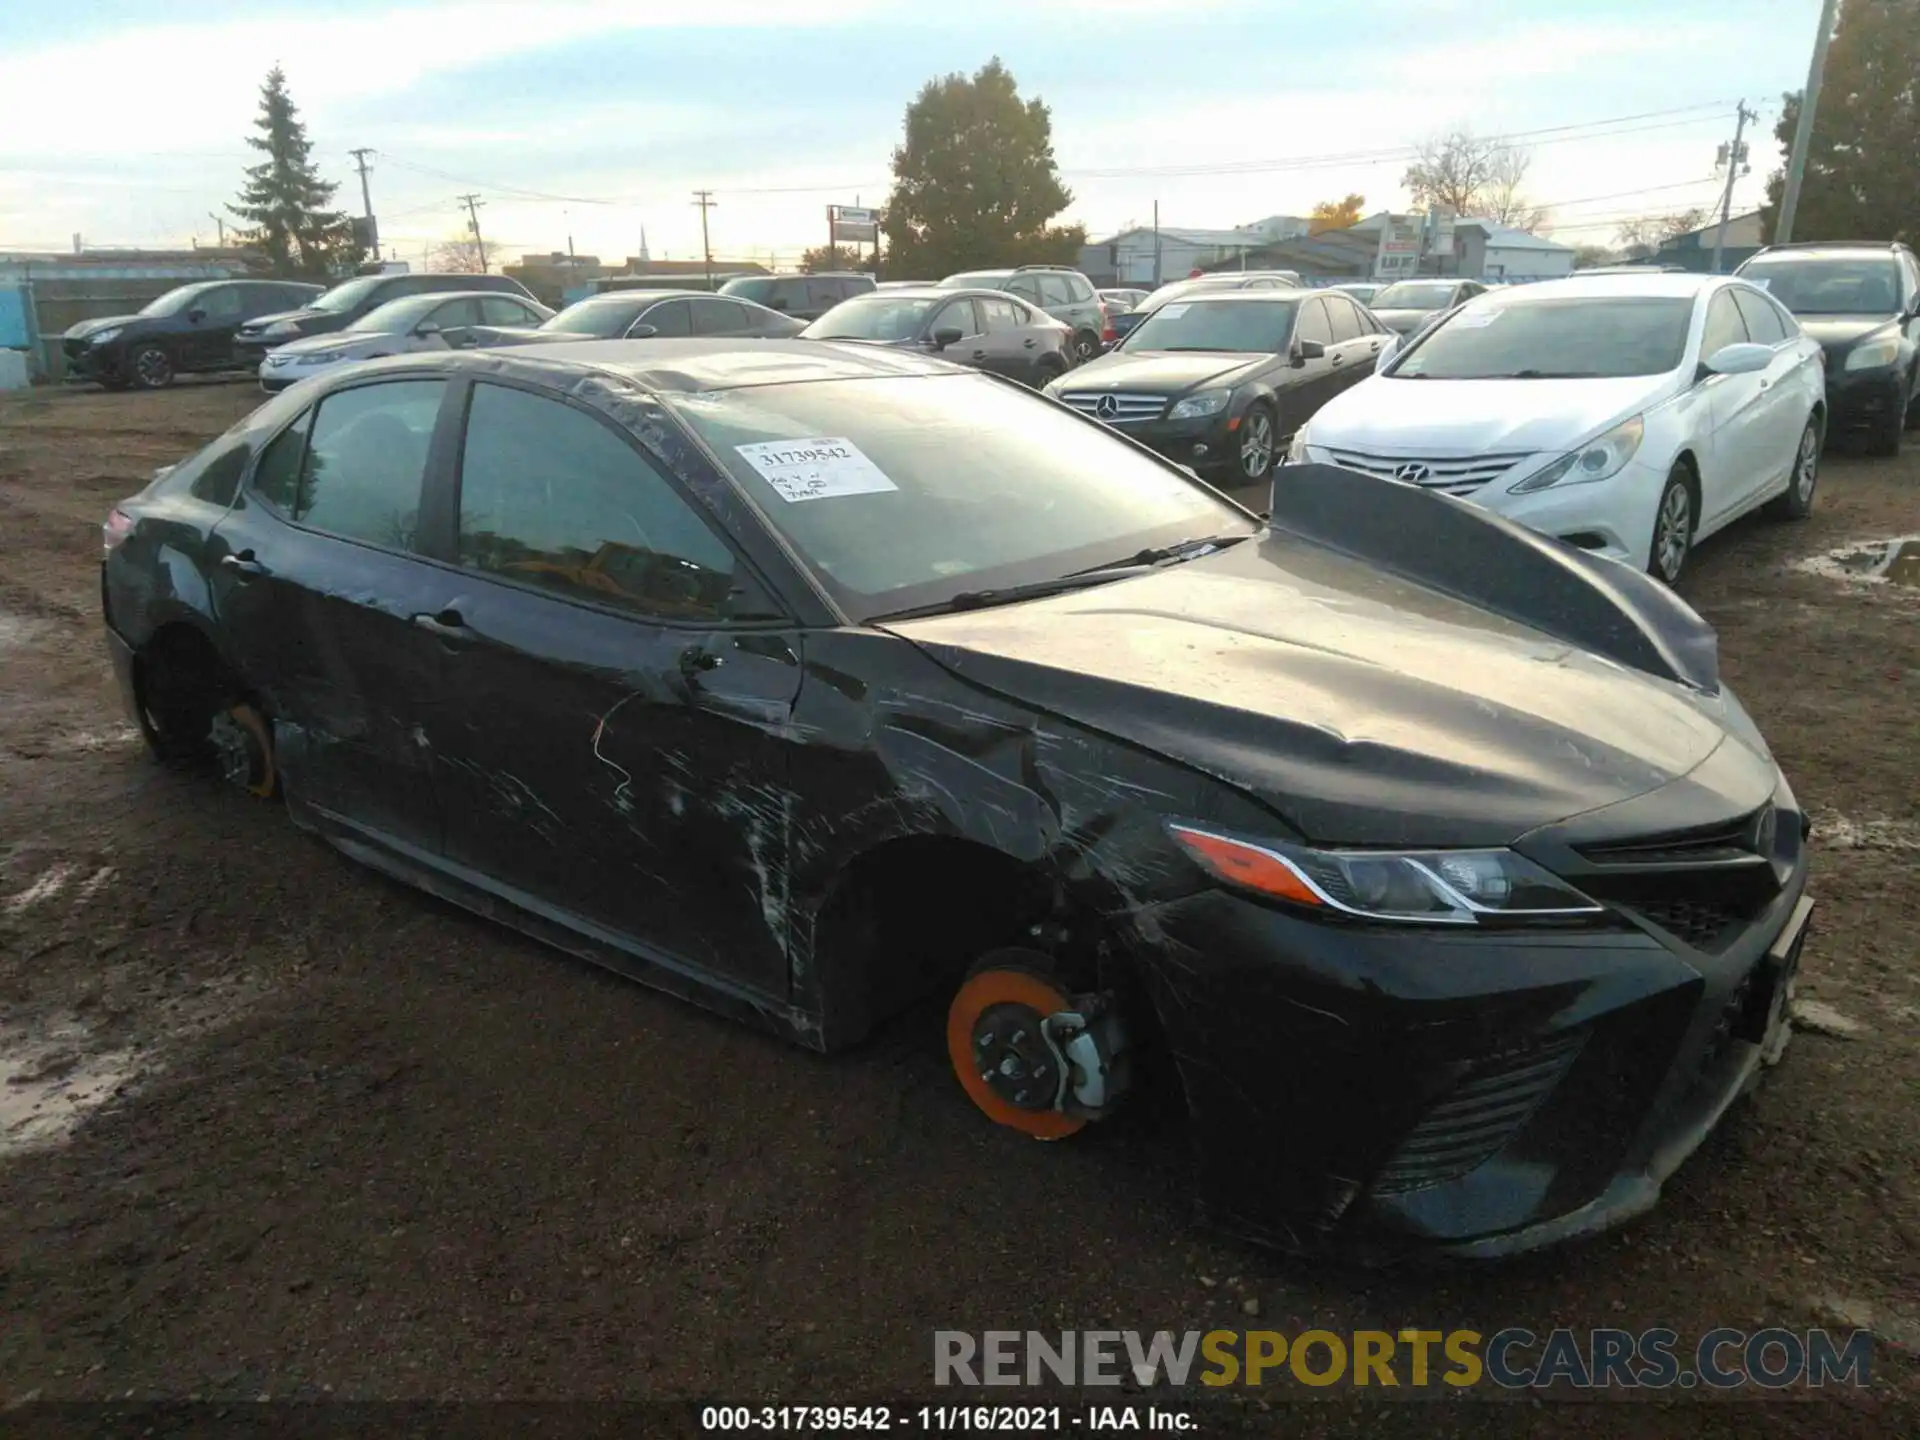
<box><xmin>229</xmin><ymin>67</ymin><xmax>361</xmax><ymax>278</ymax></box>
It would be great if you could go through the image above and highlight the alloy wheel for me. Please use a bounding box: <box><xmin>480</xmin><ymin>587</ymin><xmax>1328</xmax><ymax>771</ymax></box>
<box><xmin>132</xmin><ymin>346</ymin><xmax>173</xmax><ymax>389</ymax></box>
<box><xmin>1075</xmin><ymin>333</ymin><xmax>1097</xmax><ymax>362</ymax></box>
<box><xmin>1653</xmin><ymin>476</ymin><xmax>1692</xmax><ymax>583</ymax></box>
<box><xmin>1240</xmin><ymin>410</ymin><xmax>1274</xmax><ymax>479</ymax></box>
<box><xmin>1793</xmin><ymin>422</ymin><xmax>1819</xmax><ymax>503</ymax></box>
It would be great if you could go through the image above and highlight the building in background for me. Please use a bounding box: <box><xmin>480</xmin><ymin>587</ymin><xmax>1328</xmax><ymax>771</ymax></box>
<box><xmin>1653</xmin><ymin>210</ymin><xmax>1765</xmax><ymax>273</ymax></box>
<box><xmin>1452</xmin><ymin>220</ymin><xmax>1577</xmax><ymax>280</ymax></box>
<box><xmin>1079</xmin><ymin>216</ymin><xmax>1312</xmax><ymax>286</ymax></box>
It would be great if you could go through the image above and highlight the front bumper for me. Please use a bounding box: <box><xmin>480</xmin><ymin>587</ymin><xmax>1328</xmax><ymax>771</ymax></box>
<box><xmin>62</xmin><ymin>338</ymin><xmax>120</xmax><ymax>383</ymax></box>
<box><xmin>1130</xmin><ymin>794</ymin><xmax>1811</xmax><ymax>1260</ymax></box>
<box><xmin>1106</xmin><ymin>412</ymin><xmax>1236</xmax><ymax>469</ymax></box>
<box><xmin>1824</xmin><ymin>362</ymin><xmax>1908</xmax><ymax>434</ymax></box>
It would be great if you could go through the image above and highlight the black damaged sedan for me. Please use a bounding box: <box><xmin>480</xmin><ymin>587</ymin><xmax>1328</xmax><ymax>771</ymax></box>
<box><xmin>100</xmin><ymin>339</ymin><xmax>1812</xmax><ymax>1259</ymax></box>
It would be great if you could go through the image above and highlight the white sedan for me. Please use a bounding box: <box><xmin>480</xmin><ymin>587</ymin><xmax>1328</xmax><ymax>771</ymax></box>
<box><xmin>1287</xmin><ymin>273</ymin><xmax>1826</xmax><ymax>584</ymax></box>
<box><xmin>258</xmin><ymin>290</ymin><xmax>551</xmax><ymax>392</ymax></box>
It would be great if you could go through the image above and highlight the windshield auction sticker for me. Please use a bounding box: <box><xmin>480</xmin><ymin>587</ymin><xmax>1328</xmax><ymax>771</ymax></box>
<box><xmin>735</xmin><ymin>437</ymin><xmax>899</xmax><ymax>503</ymax></box>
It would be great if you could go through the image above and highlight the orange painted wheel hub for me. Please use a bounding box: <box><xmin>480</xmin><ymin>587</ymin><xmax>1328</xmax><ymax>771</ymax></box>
<box><xmin>946</xmin><ymin>967</ymin><xmax>1086</xmax><ymax>1141</ymax></box>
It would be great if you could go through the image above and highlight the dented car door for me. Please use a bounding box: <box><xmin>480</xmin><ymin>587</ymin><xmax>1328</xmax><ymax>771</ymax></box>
<box><xmin>424</xmin><ymin>379</ymin><xmax>801</xmax><ymax>999</ymax></box>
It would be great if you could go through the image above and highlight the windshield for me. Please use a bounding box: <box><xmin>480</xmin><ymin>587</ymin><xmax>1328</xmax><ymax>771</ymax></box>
<box><xmin>1391</xmin><ymin>297</ymin><xmax>1693</xmax><ymax>380</ymax></box>
<box><xmin>720</xmin><ymin>277</ymin><xmax>776</xmax><ymax>303</ymax></box>
<box><xmin>1371</xmin><ymin>282</ymin><xmax>1456</xmax><ymax>311</ymax></box>
<box><xmin>309</xmin><ymin>276</ymin><xmax>386</xmax><ymax>314</ymax></box>
<box><xmin>1121</xmin><ymin>298</ymin><xmax>1297</xmax><ymax>353</ymax></box>
<box><xmin>541</xmin><ymin>300</ymin><xmax>646</xmax><ymax>337</ymax></box>
<box><xmin>344</xmin><ymin>295</ymin><xmax>442</xmax><ymax>333</ymax></box>
<box><xmin>668</xmin><ymin>373</ymin><xmax>1253</xmax><ymax>620</ymax></box>
<box><xmin>136</xmin><ymin>285</ymin><xmax>213</xmax><ymax>318</ymax></box>
<box><xmin>1739</xmin><ymin>258</ymin><xmax>1901</xmax><ymax>315</ymax></box>
<box><xmin>801</xmin><ymin>295</ymin><xmax>936</xmax><ymax>341</ymax></box>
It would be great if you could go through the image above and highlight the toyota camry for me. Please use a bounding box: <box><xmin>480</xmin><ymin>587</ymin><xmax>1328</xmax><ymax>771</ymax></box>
<box><xmin>100</xmin><ymin>339</ymin><xmax>1812</xmax><ymax>1258</ymax></box>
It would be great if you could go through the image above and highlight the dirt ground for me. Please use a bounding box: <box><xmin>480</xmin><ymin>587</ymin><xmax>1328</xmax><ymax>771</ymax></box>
<box><xmin>0</xmin><ymin>379</ymin><xmax>1915</xmax><ymax>1436</ymax></box>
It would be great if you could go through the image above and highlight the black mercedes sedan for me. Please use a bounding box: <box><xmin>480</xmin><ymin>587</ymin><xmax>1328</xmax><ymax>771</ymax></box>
<box><xmin>799</xmin><ymin>287</ymin><xmax>1073</xmax><ymax>387</ymax></box>
<box><xmin>100</xmin><ymin>340</ymin><xmax>1812</xmax><ymax>1259</ymax></box>
<box><xmin>1046</xmin><ymin>290</ymin><xmax>1388</xmax><ymax>490</ymax></box>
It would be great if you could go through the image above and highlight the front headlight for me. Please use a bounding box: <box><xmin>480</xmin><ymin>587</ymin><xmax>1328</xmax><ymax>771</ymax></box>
<box><xmin>1286</xmin><ymin>428</ymin><xmax>1312</xmax><ymax>463</ymax></box>
<box><xmin>1844</xmin><ymin>336</ymin><xmax>1900</xmax><ymax>372</ymax></box>
<box><xmin>262</xmin><ymin>321</ymin><xmax>300</xmax><ymax>339</ymax></box>
<box><xmin>1509</xmin><ymin>414</ymin><xmax>1645</xmax><ymax>494</ymax></box>
<box><xmin>1168</xmin><ymin>824</ymin><xmax>1603</xmax><ymax>925</ymax></box>
<box><xmin>293</xmin><ymin>350</ymin><xmax>344</xmax><ymax>366</ymax></box>
<box><xmin>1169</xmin><ymin>388</ymin><xmax>1230</xmax><ymax>420</ymax></box>
<box><xmin>89</xmin><ymin>327</ymin><xmax>123</xmax><ymax>345</ymax></box>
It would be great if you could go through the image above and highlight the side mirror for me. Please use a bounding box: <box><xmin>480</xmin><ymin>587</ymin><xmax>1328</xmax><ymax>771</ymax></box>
<box><xmin>931</xmin><ymin>325</ymin><xmax>963</xmax><ymax>350</ymax></box>
<box><xmin>414</xmin><ymin>322</ymin><xmax>441</xmax><ymax>338</ymax></box>
<box><xmin>1703</xmin><ymin>342</ymin><xmax>1772</xmax><ymax>377</ymax></box>
<box><xmin>624</xmin><ymin>323</ymin><xmax>659</xmax><ymax>339</ymax></box>
<box><xmin>1292</xmin><ymin>338</ymin><xmax>1324</xmax><ymax>368</ymax></box>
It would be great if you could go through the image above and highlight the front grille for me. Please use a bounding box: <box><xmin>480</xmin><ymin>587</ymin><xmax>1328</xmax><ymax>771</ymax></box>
<box><xmin>1057</xmin><ymin>391</ymin><xmax>1167</xmax><ymax>424</ymax></box>
<box><xmin>1629</xmin><ymin>898</ymin><xmax>1749</xmax><ymax>952</ymax></box>
<box><xmin>1319</xmin><ymin>446</ymin><xmax>1533</xmax><ymax>496</ymax></box>
<box><xmin>1578</xmin><ymin>809</ymin><xmax>1764</xmax><ymax>866</ymax></box>
<box><xmin>1372</xmin><ymin>1031</ymin><xmax>1586</xmax><ymax>1194</ymax></box>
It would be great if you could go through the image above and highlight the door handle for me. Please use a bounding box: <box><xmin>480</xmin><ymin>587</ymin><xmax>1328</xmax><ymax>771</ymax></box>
<box><xmin>1023</xmin><ymin>338</ymin><xmax>1036</xmax><ymax>348</ymax></box>
<box><xmin>220</xmin><ymin>550</ymin><xmax>267</xmax><ymax>578</ymax></box>
<box><xmin>678</xmin><ymin>647</ymin><xmax>724</xmax><ymax>682</ymax></box>
<box><xmin>971</xmin><ymin>350</ymin><xmax>987</xmax><ymax>360</ymax></box>
<box><xmin>1331</xmin><ymin>355</ymin><xmax>1345</xmax><ymax>367</ymax></box>
<box><xmin>411</xmin><ymin>607</ymin><xmax>471</xmax><ymax>641</ymax></box>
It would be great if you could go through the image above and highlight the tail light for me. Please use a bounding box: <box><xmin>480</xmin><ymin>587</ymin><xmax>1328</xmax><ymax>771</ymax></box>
<box><xmin>102</xmin><ymin>507</ymin><xmax>134</xmax><ymax>556</ymax></box>
<box><xmin>1099</xmin><ymin>301</ymin><xmax>1116</xmax><ymax>344</ymax></box>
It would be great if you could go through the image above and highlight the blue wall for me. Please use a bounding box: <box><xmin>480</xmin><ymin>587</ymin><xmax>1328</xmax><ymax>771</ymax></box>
<box><xmin>0</xmin><ymin>287</ymin><xmax>29</xmax><ymax>349</ymax></box>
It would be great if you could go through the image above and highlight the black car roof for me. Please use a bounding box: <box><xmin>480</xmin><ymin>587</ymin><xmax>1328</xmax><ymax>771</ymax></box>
<box><xmin>342</xmin><ymin>337</ymin><xmax>963</xmax><ymax>395</ymax></box>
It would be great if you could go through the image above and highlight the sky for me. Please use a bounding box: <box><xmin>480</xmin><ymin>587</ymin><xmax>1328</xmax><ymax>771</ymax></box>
<box><xmin>0</xmin><ymin>0</ymin><xmax>1825</xmax><ymax>267</ymax></box>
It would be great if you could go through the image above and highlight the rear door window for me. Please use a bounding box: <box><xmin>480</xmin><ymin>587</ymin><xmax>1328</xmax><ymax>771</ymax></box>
<box><xmin>639</xmin><ymin>299</ymin><xmax>692</xmax><ymax>337</ymax></box>
<box><xmin>689</xmin><ymin>296</ymin><xmax>742</xmax><ymax>335</ymax></box>
<box><xmin>1065</xmin><ymin>274</ymin><xmax>1094</xmax><ymax>302</ymax></box>
<box><xmin>479</xmin><ymin>296</ymin><xmax>537</xmax><ymax>325</ymax></box>
<box><xmin>428</xmin><ymin>297</ymin><xmax>485</xmax><ymax>330</ymax></box>
<box><xmin>1037</xmin><ymin>275</ymin><xmax>1074</xmax><ymax>308</ymax></box>
<box><xmin>195</xmin><ymin>287</ymin><xmax>243</xmax><ymax>321</ymax></box>
<box><xmin>1323</xmin><ymin>295</ymin><xmax>1362</xmax><ymax>342</ymax></box>
<box><xmin>980</xmin><ymin>297</ymin><xmax>1024</xmax><ymax>332</ymax></box>
<box><xmin>455</xmin><ymin>382</ymin><xmax>742</xmax><ymax>622</ymax></box>
<box><xmin>1294</xmin><ymin>299</ymin><xmax>1333</xmax><ymax>347</ymax></box>
<box><xmin>1006</xmin><ymin>275</ymin><xmax>1042</xmax><ymax>303</ymax></box>
<box><xmin>294</xmin><ymin>380</ymin><xmax>446</xmax><ymax>549</ymax></box>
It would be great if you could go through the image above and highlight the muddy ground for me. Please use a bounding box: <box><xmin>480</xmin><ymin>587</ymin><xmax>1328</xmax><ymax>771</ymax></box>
<box><xmin>0</xmin><ymin>380</ymin><xmax>1915</xmax><ymax>1436</ymax></box>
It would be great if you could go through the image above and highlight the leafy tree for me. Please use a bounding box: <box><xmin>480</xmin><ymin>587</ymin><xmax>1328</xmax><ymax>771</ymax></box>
<box><xmin>1403</xmin><ymin>130</ymin><xmax>1546</xmax><ymax>230</ymax></box>
<box><xmin>883</xmin><ymin>58</ymin><xmax>1085</xmax><ymax>277</ymax></box>
<box><xmin>799</xmin><ymin>244</ymin><xmax>872</xmax><ymax>273</ymax></box>
<box><xmin>1308</xmin><ymin>193</ymin><xmax>1365</xmax><ymax>235</ymax></box>
<box><xmin>1759</xmin><ymin>0</ymin><xmax>1919</xmax><ymax>244</ymax></box>
<box><xmin>228</xmin><ymin>67</ymin><xmax>361</xmax><ymax>279</ymax></box>
<box><xmin>1572</xmin><ymin>243</ymin><xmax>1619</xmax><ymax>269</ymax></box>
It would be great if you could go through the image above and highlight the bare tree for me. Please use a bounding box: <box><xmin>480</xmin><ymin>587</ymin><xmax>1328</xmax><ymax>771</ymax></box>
<box><xmin>429</xmin><ymin>237</ymin><xmax>487</xmax><ymax>273</ymax></box>
<box><xmin>1403</xmin><ymin>130</ymin><xmax>1547</xmax><ymax>230</ymax></box>
<box><xmin>1613</xmin><ymin>207</ymin><xmax>1709</xmax><ymax>259</ymax></box>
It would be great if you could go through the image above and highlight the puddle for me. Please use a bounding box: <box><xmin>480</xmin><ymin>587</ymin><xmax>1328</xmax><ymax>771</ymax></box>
<box><xmin>0</xmin><ymin>613</ymin><xmax>56</xmax><ymax>652</ymax></box>
<box><xmin>1794</xmin><ymin>536</ymin><xmax>1920</xmax><ymax>587</ymax></box>
<box><xmin>55</xmin><ymin>725</ymin><xmax>143</xmax><ymax>754</ymax></box>
<box><xmin>0</xmin><ymin>1016</ymin><xmax>139</xmax><ymax>1158</ymax></box>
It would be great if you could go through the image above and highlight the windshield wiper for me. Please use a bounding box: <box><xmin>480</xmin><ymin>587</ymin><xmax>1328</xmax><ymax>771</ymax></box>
<box><xmin>1483</xmin><ymin>369</ymin><xmax>1600</xmax><ymax>379</ymax></box>
<box><xmin>868</xmin><ymin>565</ymin><xmax>1158</xmax><ymax>622</ymax></box>
<box><xmin>1094</xmin><ymin>533</ymin><xmax>1252</xmax><ymax>569</ymax></box>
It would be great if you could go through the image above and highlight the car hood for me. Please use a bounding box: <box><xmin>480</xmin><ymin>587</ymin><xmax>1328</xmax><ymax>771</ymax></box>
<box><xmin>1056</xmin><ymin>350</ymin><xmax>1265</xmax><ymax>395</ymax></box>
<box><xmin>886</xmin><ymin>532</ymin><xmax>1750</xmax><ymax>847</ymax></box>
<box><xmin>1306</xmin><ymin>373</ymin><xmax>1670</xmax><ymax>455</ymax></box>
<box><xmin>1797</xmin><ymin>315</ymin><xmax>1898</xmax><ymax>353</ymax></box>
<box><xmin>243</xmin><ymin>308</ymin><xmax>335</xmax><ymax>333</ymax></box>
<box><xmin>66</xmin><ymin>314</ymin><xmax>141</xmax><ymax>338</ymax></box>
<box><xmin>1373</xmin><ymin>308</ymin><xmax>1441</xmax><ymax>334</ymax></box>
<box><xmin>466</xmin><ymin>327</ymin><xmax>578</xmax><ymax>348</ymax></box>
<box><xmin>267</xmin><ymin>332</ymin><xmax>396</xmax><ymax>359</ymax></box>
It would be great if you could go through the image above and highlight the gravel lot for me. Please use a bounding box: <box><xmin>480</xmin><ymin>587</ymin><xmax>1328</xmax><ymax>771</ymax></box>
<box><xmin>1</xmin><ymin>380</ymin><xmax>1915</xmax><ymax>1435</ymax></box>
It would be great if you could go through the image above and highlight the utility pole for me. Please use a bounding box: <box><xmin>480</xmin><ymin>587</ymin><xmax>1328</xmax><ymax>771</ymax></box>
<box><xmin>458</xmin><ymin>193</ymin><xmax>488</xmax><ymax>272</ymax></box>
<box><xmin>348</xmin><ymin>148</ymin><xmax>376</xmax><ymax>222</ymax></box>
<box><xmin>207</xmin><ymin>213</ymin><xmax>226</xmax><ymax>248</ymax></box>
<box><xmin>1710</xmin><ymin>102</ymin><xmax>1757</xmax><ymax>274</ymax></box>
<box><xmin>692</xmin><ymin>190</ymin><xmax>716</xmax><ymax>288</ymax></box>
<box><xmin>1776</xmin><ymin>0</ymin><xmax>1839</xmax><ymax>245</ymax></box>
<box><xmin>1152</xmin><ymin>199</ymin><xmax>1161</xmax><ymax>288</ymax></box>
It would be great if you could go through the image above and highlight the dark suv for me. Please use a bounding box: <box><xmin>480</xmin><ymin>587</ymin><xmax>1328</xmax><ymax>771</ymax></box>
<box><xmin>718</xmin><ymin>272</ymin><xmax>875</xmax><ymax>321</ymax></box>
<box><xmin>1735</xmin><ymin>240</ymin><xmax>1920</xmax><ymax>455</ymax></box>
<box><xmin>63</xmin><ymin>279</ymin><xmax>323</xmax><ymax>390</ymax></box>
<box><xmin>235</xmin><ymin>272</ymin><xmax>538</xmax><ymax>364</ymax></box>
<box><xmin>939</xmin><ymin>265</ymin><xmax>1106</xmax><ymax>363</ymax></box>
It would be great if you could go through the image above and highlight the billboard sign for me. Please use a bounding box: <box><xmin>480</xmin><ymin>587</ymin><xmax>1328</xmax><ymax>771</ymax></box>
<box><xmin>1372</xmin><ymin>215</ymin><xmax>1422</xmax><ymax>280</ymax></box>
<box><xmin>830</xmin><ymin>205</ymin><xmax>879</xmax><ymax>244</ymax></box>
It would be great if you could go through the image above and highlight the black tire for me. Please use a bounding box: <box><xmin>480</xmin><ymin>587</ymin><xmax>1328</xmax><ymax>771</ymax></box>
<box><xmin>1905</xmin><ymin>366</ymin><xmax>1920</xmax><ymax>431</ymax></box>
<box><xmin>1766</xmin><ymin>414</ymin><xmax>1821</xmax><ymax>520</ymax></box>
<box><xmin>1031</xmin><ymin>357</ymin><xmax>1065</xmax><ymax>389</ymax></box>
<box><xmin>1648</xmin><ymin>463</ymin><xmax>1696</xmax><ymax>586</ymax></box>
<box><xmin>127</xmin><ymin>343</ymin><xmax>175</xmax><ymax>390</ymax></box>
<box><xmin>1232</xmin><ymin>402</ymin><xmax>1277</xmax><ymax>486</ymax></box>
<box><xmin>134</xmin><ymin>652</ymin><xmax>221</xmax><ymax>765</ymax></box>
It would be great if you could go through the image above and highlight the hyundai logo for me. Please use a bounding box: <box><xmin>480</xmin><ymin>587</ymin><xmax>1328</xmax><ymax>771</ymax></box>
<box><xmin>1392</xmin><ymin>462</ymin><xmax>1432</xmax><ymax>482</ymax></box>
<box><xmin>1094</xmin><ymin>394</ymin><xmax>1120</xmax><ymax>420</ymax></box>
